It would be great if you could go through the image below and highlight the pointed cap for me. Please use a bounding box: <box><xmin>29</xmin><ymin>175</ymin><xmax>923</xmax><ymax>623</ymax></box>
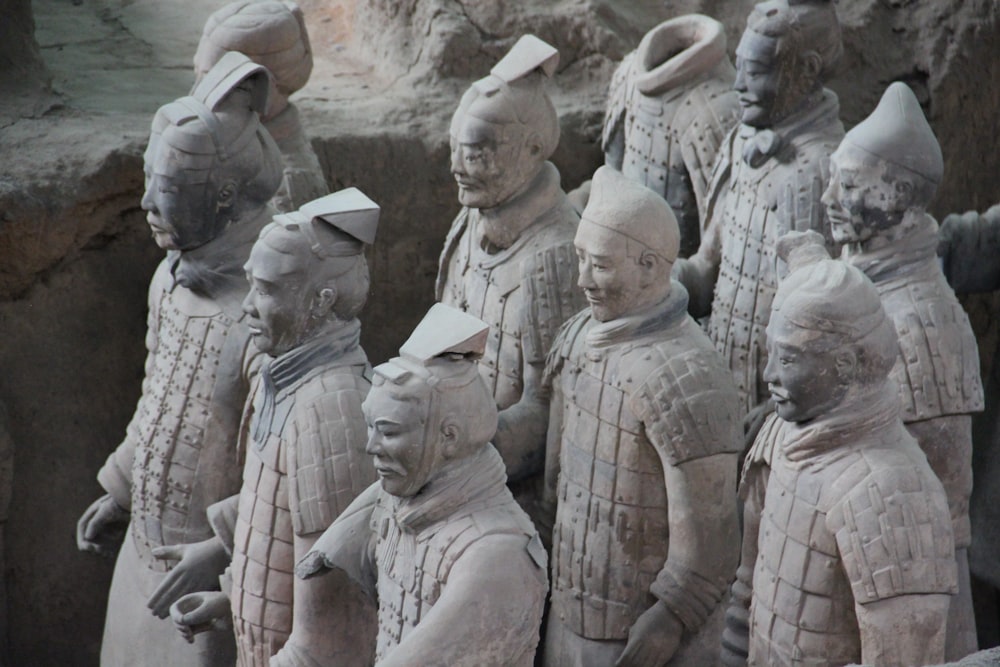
<box><xmin>490</xmin><ymin>34</ymin><xmax>559</xmax><ymax>83</ymax></box>
<box><xmin>398</xmin><ymin>303</ymin><xmax>488</xmax><ymax>366</ymax></box>
<box><xmin>582</xmin><ymin>166</ymin><xmax>680</xmax><ymax>262</ymax></box>
<box><xmin>844</xmin><ymin>81</ymin><xmax>943</xmax><ymax>184</ymax></box>
<box><xmin>191</xmin><ymin>50</ymin><xmax>271</xmax><ymax>115</ymax></box>
<box><xmin>300</xmin><ymin>187</ymin><xmax>380</xmax><ymax>245</ymax></box>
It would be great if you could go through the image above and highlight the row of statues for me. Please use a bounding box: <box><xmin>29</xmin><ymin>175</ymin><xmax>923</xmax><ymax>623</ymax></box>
<box><xmin>73</xmin><ymin>0</ymin><xmax>997</xmax><ymax>665</ymax></box>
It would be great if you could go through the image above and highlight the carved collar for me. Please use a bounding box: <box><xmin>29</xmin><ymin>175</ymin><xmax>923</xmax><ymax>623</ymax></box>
<box><xmin>779</xmin><ymin>380</ymin><xmax>900</xmax><ymax>464</ymax></box>
<box><xmin>585</xmin><ymin>282</ymin><xmax>690</xmax><ymax>348</ymax></box>
<box><xmin>253</xmin><ymin>319</ymin><xmax>366</xmax><ymax>442</ymax></box>
<box><xmin>471</xmin><ymin>161</ymin><xmax>564</xmax><ymax>262</ymax></box>
<box><xmin>167</xmin><ymin>205</ymin><xmax>272</xmax><ymax>298</ymax></box>
<box><xmin>390</xmin><ymin>444</ymin><xmax>509</xmax><ymax>534</ymax></box>
<box><xmin>842</xmin><ymin>211</ymin><xmax>939</xmax><ymax>287</ymax></box>
<box><xmin>633</xmin><ymin>16</ymin><xmax>729</xmax><ymax>97</ymax></box>
<box><xmin>739</xmin><ymin>89</ymin><xmax>841</xmax><ymax>168</ymax></box>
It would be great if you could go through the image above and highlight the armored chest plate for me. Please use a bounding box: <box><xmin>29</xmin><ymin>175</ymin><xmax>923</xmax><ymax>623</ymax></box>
<box><xmin>129</xmin><ymin>288</ymin><xmax>246</xmax><ymax>569</ymax></box>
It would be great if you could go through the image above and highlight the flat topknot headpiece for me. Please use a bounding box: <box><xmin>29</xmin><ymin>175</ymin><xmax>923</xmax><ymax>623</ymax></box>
<box><xmin>456</xmin><ymin>34</ymin><xmax>561</xmax><ymax>158</ymax></box>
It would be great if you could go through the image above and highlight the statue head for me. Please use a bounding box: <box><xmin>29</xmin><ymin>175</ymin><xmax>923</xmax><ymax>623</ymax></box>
<box><xmin>142</xmin><ymin>52</ymin><xmax>283</xmax><ymax>251</ymax></box>
<box><xmin>193</xmin><ymin>0</ymin><xmax>313</xmax><ymax>120</ymax></box>
<box><xmin>575</xmin><ymin>166</ymin><xmax>679</xmax><ymax>322</ymax></box>
<box><xmin>243</xmin><ymin>187</ymin><xmax>379</xmax><ymax>356</ymax></box>
<box><xmin>734</xmin><ymin>0</ymin><xmax>842</xmax><ymax>128</ymax></box>
<box><xmin>449</xmin><ymin>35</ymin><xmax>560</xmax><ymax>210</ymax></box>
<box><xmin>823</xmin><ymin>82</ymin><xmax>942</xmax><ymax>244</ymax></box>
<box><xmin>764</xmin><ymin>231</ymin><xmax>897</xmax><ymax>423</ymax></box>
<box><xmin>364</xmin><ymin>304</ymin><xmax>498</xmax><ymax>498</ymax></box>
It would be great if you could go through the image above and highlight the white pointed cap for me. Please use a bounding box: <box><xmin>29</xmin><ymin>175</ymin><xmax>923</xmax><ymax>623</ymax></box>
<box><xmin>191</xmin><ymin>50</ymin><xmax>271</xmax><ymax>115</ymax></box>
<box><xmin>843</xmin><ymin>81</ymin><xmax>943</xmax><ymax>184</ymax></box>
<box><xmin>398</xmin><ymin>303</ymin><xmax>488</xmax><ymax>366</ymax></box>
<box><xmin>299</xmin><ymin>187</ymin><xmax>380</xmax><ymax>245</ymax></box>
<box><xmin>490</xmin><ymin>34</ymin><xmax>559</xmax><ymax>83</ymax></box>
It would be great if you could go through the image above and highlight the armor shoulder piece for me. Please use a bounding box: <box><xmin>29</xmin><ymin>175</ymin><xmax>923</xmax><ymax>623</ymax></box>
<box><xmin>430</xmin><ymin>503</ymin><xmax>540</xmax><ymax>588</ymax></box>
<box><xmin>542</xmin><ymin>308</ymin><xmax>590</xmax><ymax>391</ymax></box>
<box><xmin>601</xmin><ymin>51</ymin><xmax>634</xmax><ymax>164</ymax></box>
<box><xmin>888</xmin><ymin>282</ymin><xmax>984</xmax><ymax>420</ymax></box>
<box><xmin>288</xmin><ymin>370</ymin><xmax>373</xmax><ymax>535</ymax></box>
<box><xmin>521</xmin><ymin>242</ymin><xmax>588</xmax><ymax>364</ymax></box>
<box><xmin>435</xmin><ymin>208</ymin><xmax>471</xmax><ymax>300</ymax></box>
<box><xmin>828</xmin><ymin>455</ymin><xmax>958</xmax><ymax>604</ymax></box>
<box><xmin>678</xmin><ymin>86</ymin><xmax>740</xmax><ymax>221</ymax></box>
<box><xmin>628</xmin><ymin>333</ymin><xmax>742</xmax><ymax>466</ymax></box>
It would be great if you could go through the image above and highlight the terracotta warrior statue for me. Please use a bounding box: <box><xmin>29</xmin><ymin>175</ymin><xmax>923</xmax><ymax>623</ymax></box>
<box><xmin>195</xmin><ymin>0</ymin><xmax>327</xmax><ymax>212</ymax></box>
<box><xmin>166</xmin><ymin>188</ymin><xmax>381</xmax><ymax>666</ymax></box>
<box><xmin>722</xmin><ymin>232</ymin><xmax>958</xmax><ymax>667</ymax></box>
<box><xmin>823</xmin><ymin>81</ymin><xmax>983</xmax><ymax>659</ymax></box>
<box><xmin>540</xmin><ymin>166</ymin><xmax>742</xmax><ymax>666</ymax></box>
<box><xmin>436</xmin><ymin>34</ymin><xmax>585</xmax><ymax>526</ymax></box>
<box><xmin>75</xmin><ymin>54</ymin><xmax>282</xmax><ymax>666</ymax></box>
<box><xmin>939</xmin><ymin>203</ymin><xmax>1000</xmax><ymax>646</ymax></box>
<box><xmin>578</xmin><ymin>13</ymin><xmax>740</xmax><ymax>257</ymax></box>
<box><xmin>295</xmin><ymin>303</ymin><xmax>549</xmax><ymax>666</ymax></box>
<box><xmin>673</xmin><ymin>0</ymin><xmax>845</xmax><ymax>415</ymax></box>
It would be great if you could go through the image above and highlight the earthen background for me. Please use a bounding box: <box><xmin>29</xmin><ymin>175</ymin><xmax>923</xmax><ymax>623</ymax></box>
<box><xmin>0</xmin><ymin>0</ymin><xmax>998</xmax><ymax>664</ymax></box>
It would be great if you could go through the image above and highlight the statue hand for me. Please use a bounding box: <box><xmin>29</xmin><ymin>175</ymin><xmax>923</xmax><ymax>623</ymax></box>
<box><xmin>169</xmin><ymin>591</ymin><xmax>231</xmax><ymax>644</ymax></box>
<box><xmin>147</xmin><ymin>537</ymin><xmax>228</xmax><ymax>618</ymax></box>
<box><xmin>76</xmin><ymin>494</ymin><xmax>129</xmax><ymax>556</ymax></box>
<box><xmin>294</xmin><ymin>549</ymin><xmax>330</xmax><ymax>580</ymax></box>
<box><xmin>614</xmin><ymin>601</ymin><xmax>683</xmax><ymax>667</ymax></box>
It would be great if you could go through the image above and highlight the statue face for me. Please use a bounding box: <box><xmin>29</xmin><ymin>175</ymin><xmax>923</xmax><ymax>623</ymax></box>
<box><xmin>449</xmin><ymin>110</ymin><xmax>531</xmax><ymax>210</ymax></box>
<box><xmin>141</xmin><ymin>143</ymin><xmax>225</xmax><ymax>251</ymax></box>
<box><xmin>242</xmin><ymin>237</ymin><xmax>316</xmax><ymax>356</ymax></box>
<box><xmin>574</xmin><ymin>220</ymin><xmax>649</xmax><ymax>323</ymax></box>
<box><xmin>734</xmin><ymin>31</ymin><xmax>807</xmax><ymax>129</ymax></box>
<box><xmin>823</xmin><ymin>143</ymin><xmax>909</xmax><ymax>244</ymax></box>
<box><xmin>763</xmin><ymin>312</ymin><xmax>851</xmax><ymax>423</ymax></box>
<box><xmin>363</xmin><ymin>386</ymin><xmax>439</xmax><ymax>498</ymax></box>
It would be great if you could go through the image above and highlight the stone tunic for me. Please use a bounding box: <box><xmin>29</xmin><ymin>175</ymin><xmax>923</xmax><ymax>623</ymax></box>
<box><xmin>96</xmin><ymin>212</ymin><xmax>270</xmax><ymax>667</ymax></box>
<box><xmin>845</xmin><ymin>213</ymin><xmax>983</xmax><ymax>548</ymax></box>
<box><xmin>311</xmin><ymin>445</ymin><xmax>548</xmax><ymax>666</ymax></box>
<box><xmin>742</xmin><ymin>401</ymin><xmax>957</xmax><ymax>667</ymax></box>
<box><xmin>701</xmin><ymin>92</ymin><xmax>844</xmax><ymax>413</ymax></box>
<box><xmin>545</xmin><ymin>286</ymin><xmax>741</xmax><ymax>650</ymax></box>
<box><xmin>226</xmin><ymin>325</ymin><xmax>375</xmax><ymax>667</ymax></box>
<box><xmin>436</xmin><ymin>161</ymin><xmax>582</xmax><ymax>412</ymax></box>
<box><xmin>602</xmin><ymin>19</ymin><xmax>739</xmax><ymax>257</ymax></box>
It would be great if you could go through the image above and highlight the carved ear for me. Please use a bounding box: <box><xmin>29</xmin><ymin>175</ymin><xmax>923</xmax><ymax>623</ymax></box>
<box><xmin>893</xmin><ymin>178</ymin><xmax>915</xmax><ymax>208</ymax></box>
<box><xmin>311</xmin><ymin>286</ymin><xmax>337</xmax><ymax>319</ymax></box>
<box><xmin>834</xmin><ymin>348</ymin><xmax>858</xmax><ymax>383</ymax></box>
<box><xmin>439</xmin><ymin>417</ymin><xmax>463</xmax><ymax>459</ymax></box>
<box><xmin>217</xmin><ymin>180</ymin><xmax>237</xmax><ymax>211</ymax></box>
<box><xmin>525</xmin><ymin>130</ymin><xmax>545</xmax><ymax>158</ymax></box>
<box><xmin>637</xmin><ymin>250</ymin><xmax>665</xmax><ymax>287</ymax></box>
<box><xmin>801</xmin><ymin>51</ymin><xmax>823</xmax><ymax>83</ymax></box>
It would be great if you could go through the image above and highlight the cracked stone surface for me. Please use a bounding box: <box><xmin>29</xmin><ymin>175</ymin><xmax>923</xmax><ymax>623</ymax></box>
<box><xmin>1</xmin><ymin>0</ymin><xmax>1000</xmax><ymax>664</ymax></box>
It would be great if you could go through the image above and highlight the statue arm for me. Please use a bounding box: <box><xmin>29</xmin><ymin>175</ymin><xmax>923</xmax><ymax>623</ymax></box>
<box><xmin>493</xmin><ymin>360</ymin><xmax>550</xmax><ymax>482</ymax></box>
<box><xmin>375</xmin><ymin>534</ymin><xmax>547</xmax><ymax>667</ymax></box>
<box><xmin>654</xmin><ymin>453</ymin><xmax>740</xmax><ymax>634</ymax></box>
<box><xmin>495</xmin><ymin>249</ymin><xmax>585</xmax><ymax>482</ymax></box>
<box><xmin>830</xmin><ymin>467</ymin><xmax>958</xmax><ymax>665</ymax></box>
<box><xmin>95</xmin><ymin>261</ymin><xmax>172</xmax><ymax>508</ymax></box>
<box><xmin>720</xmin><ymin>457</ymin><xmax>769</xmax><ymax>667</ymax></box>
<box><xmin>272</xmin><ymin>530</ymin><xmax>377</xmax><ymax>667</ymax></box>
<box><xmin>673</xmin><ymin>215</ymin><xmax>722</xmax><ymax>319</ymax></box>
<box><xmin>855</xmin><ymin>594</ymin><xmax>950</xmax><ymax>666</ymax></box>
